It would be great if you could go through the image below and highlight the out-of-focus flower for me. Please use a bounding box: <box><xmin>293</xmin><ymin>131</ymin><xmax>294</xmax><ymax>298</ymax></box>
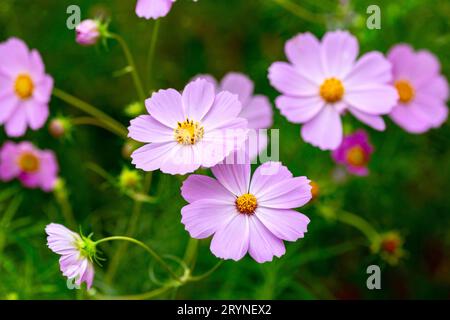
<box><xmin>49</xmin><ymin>117</ymin><xmax>72</xmax><ymax>138</ymax></box>
<box><xmin>135</xmin><ymin>0</ymin><xmax>174</xmax><ymax>19</ymax></box>
<box><xmin>75</xmin><ymin>19</ymin><xmax>101</xmax><ymax>46</ymax></box>
<box><xmin>0</xmin><ymin>38</ymin><xmax>53</xmax><ymax>137</ymax></box>
<box><xmin>372</xmin><ymin>231</ymin><xmax>405</xmax><ymax>265</ymax></box>
<box><xmin>268</xmin><ymin>30</ymin><xmax>398</xmax><ymax>150</ymax></box>
<box><xmin>46</xmin><ymin>223</ymin><xmax>96</xmax><ymax>289</ymax></box>
<box><xmin>332</xmin><ymin>130</ymin><xmax>373</xmax><ymax>176</ymax></box>
<box><xmin>195</xmin><ymin>72</ymin><xmax>273</xmax><ymax>160</ymax></box>
<box><xmin>181</xmin><ymin>161</ymin><xmax>311</xmax><ymax>263</ymax></box>
<box><xmin>388</xmin><ymin>44</ymin><xmax>449</xmax><ymax>133</ymax></box>
<box><xmin>0</xmin><ymin>141</ymin><xmax>59</xmax><ymax>192</ymax></box>
<box><xmin>118</xmin><ymin>167</ymin><xmax>142</xmax><ymax>190</ymax></box>
<box><xmin>128</xmin><ymin>78</ymin><xmax>248</xmax><ymax>175</ymax></box>
<box><xmin>122</xmin><ymin>140</ymin><xmax>141</xmax><ymax>159</ymax></box>
<box><xmin>309</xmin><ymin>180</ymin><xmax>320</xmax><ymax>200</ymax></box>
<box><xmin>124</xmin><ymin>101</ymin><xmax>146</xmax><ymax>118</ymax></box>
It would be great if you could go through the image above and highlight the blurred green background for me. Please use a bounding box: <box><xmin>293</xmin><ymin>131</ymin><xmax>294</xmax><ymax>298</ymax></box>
<box><xmin>0</xmin><ymin>0</ymin><xmax>449</xmax><ymax>299</ymax></box>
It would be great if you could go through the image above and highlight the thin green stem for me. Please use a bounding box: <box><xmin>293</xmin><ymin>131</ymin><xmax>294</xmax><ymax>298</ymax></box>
<box><xmin>146</xmin><ymin>20</ymin><xmax>161</xmax><ymax>91</ymax></box>
<box><xmin>189</xmin><ymin>260</ymin><xmax>224</xmax><ymax>282</ymax></box>
<box><xmin>105</xmin><ymin>172</ymin><xmax>153</xmax><ymax>283</ymax></box>
<box><xmin>95</xmin><ymin>284</ymin><xmax>172</xmax><ymax>300</ymax></box>
<box><xmin>273</xmin><ymin>0</ymin><xmax>325</xmax><ymax>24</ymax></box>
<box><xmin>109</xmin><ymin>33</ymin><xmax>146</xmax><ymax>102</ymax></box>
<box><xmin>96</xmin><ymin>236</ymin><xmax>180</xmax><ymax>282</ymax></box>
<box><xmin>183</xmin><ymin>238</ymin><xmax>199</xmax><ymax>270</ymax></box>
<box><xmin>336</xmin><ymin>210</ymin><xmax>380</xmax><ymax>243</ymax></box>
<box><xmin>52</xmin><ymin>88</ymin><xmax>127</xmax><ymax>139</ymax></box>
<box><xmin>54</xmin><ymin>190</ymin><xmax>77</xmax><ymax>230</ymax></box>
<box><xmin>71</xmin><ymin>117</ymin><xmax>113</xmax><ymax>132</ymax></box>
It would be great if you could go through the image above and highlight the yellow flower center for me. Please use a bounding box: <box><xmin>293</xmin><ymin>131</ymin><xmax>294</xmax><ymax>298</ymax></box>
<box><xmin>320</xmin><ymin>77</ymin><xmax>344</xmax><ymax>103</ymax></box>
<box><xmin>17</xmin><ymin>152</ymin><xmax>40</xmax><ymax>173</ymax></box>
<box><xmin>174</xmin><ymin>118</ymin><xmax>204</xmax><ymax>145</ymax></box>
<box><xmin>394</xmin><ymin>80</ymin><xmax>415</xmax><ymax>104</ymax></box>
<box><xmin>236</xmin><ymin>193</ymin><xmax>257</xmax><ymax>215</ymax></box>
<box><xmin>346</xmin><ymin>146</ymin><xmax>367</xmax><ymax>167</ymax></box>
<box><xmin>14</xmin><ymin>74</ymin><xmax>34</xmax><ymax>100</ymax></box>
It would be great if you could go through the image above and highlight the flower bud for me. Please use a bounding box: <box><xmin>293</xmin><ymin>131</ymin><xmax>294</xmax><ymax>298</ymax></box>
<box><xmin>76</xmin><ymin>19</ymin><xmax>101</xmax><ymax>46</ymax></box>
<box><xmin>49</xmin><ymin>117</ymin><xmax>71</xmax><ymax>138</ymax></box>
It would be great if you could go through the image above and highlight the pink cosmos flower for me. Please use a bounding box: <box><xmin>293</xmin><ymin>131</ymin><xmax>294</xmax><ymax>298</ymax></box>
<box><xmin>135</xmin><ymin>0</ymin><xmax>174</xmax><ymax>19</ymax></box>
<box><xmin>332</xmin><ymin>130</ymin><xmax>373</xmax><ymax>176</ymax></box>
<box><xmin>268</xmin><ymin>30</ymin><xmax>398</xmax><ymax>150</ymax></box>
<box><xmin>387</xmin><ymin>44</ymin><xmax>449</xmax><ymax>133</ymax></box>
<box><xmin>0</xmin><ymin>141</ymin><xmax>58</xmax><ymax>192</ymax></box>
<box><xmin>181</xmin><ymin>161</ymin><xmax>311</xmax><ymax>263</ymax></box>
<box><xmin>196</xmin><ymin>73</ymin><xmax>273</xmax><ymax>160</ymax></box>
<box><xmin>46</xmin><ymin>223</ymin><xmax>95</xmax><ymax>289</ymax></box>
<box><xmin>76</xmin><ymin>19</ymin><xmax>100</xmax><ymax>46</ymax></box>
<box><xmin>128</xmin><ymin>78</ymin><xmax>248</xmax><ymax>175</ymax></box>
<box><xmin>0</xmin><ymin>38</ymin><xmax>53</xmax><ymax>137</ymax></box>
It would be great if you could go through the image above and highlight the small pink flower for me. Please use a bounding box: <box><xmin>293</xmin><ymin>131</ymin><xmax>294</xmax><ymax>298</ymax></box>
<box><xmin>268</xmin><ymin>31</ymin><xmax>398</xmax><ymax>150</ymax></box>
<box><xmin>76</xmin><ymin>19</ymin><xmax>101</xmax><ymax>46</ymax></box>
<box><xmin>196</xmin><ymin>72</ymin><xmax>273</xmax><ymax>159</ymax></box>
<box><xmin>181</xmin><ymin>161</ymin><xmax>311</xmax><ymax>263</ymax></box>
<box><xmin>135</xmin><ymin>0</ymin><xmax>174</xmax><ymax>19</ymax></box>
<box><xmin>0</xmin><ymin>141</ymin><xmax>59</xmax><ymax>192</ymax></box>
<box><xmin>332</xmin><ymin>130</ymin><xmax>373</xmax><ymax>176</ymax></box>
<box><xmin>0</xmin><ymin>38</ymin><xmax>53</xmax><ymax>137</ymax></box>
<box><xmin>387</xmin><ymin>44</ymin><xmax>449</xmax><ymax>133</ymax></box>
<box><xmin>46</xmin><ymin>223</ymin><xmax>95</xmax><ymax>289</ymax></box>
<box><xmin>128</xmin><ymin>78</ymin><xmax>248</xmax><ymax>175</ymax></box>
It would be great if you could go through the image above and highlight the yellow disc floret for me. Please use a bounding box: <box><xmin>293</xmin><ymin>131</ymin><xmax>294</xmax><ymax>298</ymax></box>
<box><xmin>236</xmin><ymin>193</ymin><xmax>258</xmax><ymax>215</ymax></box>
<box><xmin>174</xmin><ymin>118</ymin><xmax>204</xmax><ymax>145</ymax></box>
<box><xmin>14</xmin><ymin>74</ymin><xmax>34</xmax><ymax>99</ymax></box>
<box><xmin>320</xmin><ymin>77</ymin><xmax>345</xmax><ymax>103</ymax></box>
<box><xmin>395</xmin><ymin>80</ymin><xmax>415</xmax><ymax>104</ymax></box>
<box><xmin>17</xmin><ymin>152</ymin><xmax>40</xmax><ymax>173</ymax></box>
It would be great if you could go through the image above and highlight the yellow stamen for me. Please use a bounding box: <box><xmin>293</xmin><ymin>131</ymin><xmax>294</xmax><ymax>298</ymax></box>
<box><xmin>346</xmin><ymin>146</ymin><xmax>367</xmax><ymax>167</ymax></box>
<box><xmin>236</xmin><ymin>193</ymin><xmax>257</xmax><ymax>215</ymax></box>
<box><xmin>14</xmin><ymin>74</ymin><xmax>34</xmax><ymax>99</ymax></box>
<box><xmin>174</xmin><ymin>118</ymin><xmax>204</xmax><ymax>145</ymax></box>
<box><xmin>17</xmin><ymin>152</ymin><xmax>40</xmax><ymax>173</ymax></box>
<box><xmin>320</xmin><ymin>77</ymin><xmax>344</xmax><ymax>103</ymax></box>
<box><xmin>395</xmin><ymin>80</ymin><xmax>415</xmax><ymax>104</ymax></box>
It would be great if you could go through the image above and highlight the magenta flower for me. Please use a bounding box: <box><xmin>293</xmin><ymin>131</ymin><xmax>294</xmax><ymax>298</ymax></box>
<box><xmin>0</xmin><ymin>141</ymin><xmax>58</xmax><ymax>192</ymax></box>
<box><xmin>387</xmin><ymin>44</ymin><xmax>449</xmax><ymax>133</ymax></box>
<box><xmin>75</xmin><ymin>19</ymin><xmax>100</xmax><ymax>46</ymax></box>
<box><xmin>268</xmin><ymin>31</ymin><xmax>398</xmax><ymax>150</ymax></box>
<box><xmin>181</xmin><ymin>161</ymin><xmax>311</xmax><ymax>263</ymax></box>
<box><xmin>135</xmin><ymin>0</ymin><xmax>174</xmax><ymax>19</ymax></box>
<box><xmin>46</xmin><ymin>223</ymin><xmax>95</xmax><ymax>289</ymax></box>
<box><xmin>0</xmin><ymin>38</ymin><xmax>53</xmax><ymax>137</ymax></box>
<box><xmin>128</xmin><ymin>78</ymin><xmax>248</xmax><ymax>175</ymax></box>
<box><xmin>196</xmin><ymin>72</ymin><xmax>273</xmax><ymax>159</ymax></box>
<box><xmin>332</xmin><ymin>130</ymin><xmax>373</xmax><ymax>176</ymax></box>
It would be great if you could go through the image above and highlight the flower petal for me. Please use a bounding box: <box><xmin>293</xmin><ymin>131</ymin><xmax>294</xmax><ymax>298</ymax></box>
<box><xmin>181</xmin><ymin>199</ymin><xmax>236</xmax><ymax>239</ymax></box>
<box><xmin>135</xmin><ymin>0</ymin><xmax>173</xmax><ymax>19</ymax></box>
<box><xmin>249</xmin><ymin>162</ymin><xmax>293</xmax><ymax>196</ymax></box>
<box><xmin>210</xmin><ymin>213</ymin><xmax>250</xmax><ymax>261</ymax></box>
<box><xmin>0</xmin><ymin>93</ymin><xmax>19</xmax><ymax>124</ymax></box>
<box><xmin>256</xmin><ymin>207</ymin><xmax>310</xmax><ymax>242</ymax></box>
<box><xmin>240</xmin><ymin>95</ymin><xmax>273</xmax><ymax>129</ymax></box>
<box><xmin>321</xmin><ymin>30</ymin><xmax>359</xmax><ymax>78</ymax></box>
<box><xmin>268</xmin><ymin>62</ymin><xmax>318</xmax><ymax>96</ymax></box>
<box><xmin>220</xmin><ymin>72</ymin><xmax>254</xmax><ymax>106</ymax></box>
<box><xmin>182</xmin><ymin>78</ymin><xmax>215</xmax><ymax>121</ymax></box>
<box><xmin>25</xmin><ymin>101</ymin><xmax>49</xmax><ymax>130</ymax></box>
<box><xmin>145</xmin><ymin>88</ymin><xmax>185</xmax><ymax>128</ymax></box>
<box><xmin>5</xmin><ymin>106</ymin><xmax>28</xmax><ymax>137</ymax></box>
<box><xmin>344</xmin><ymin>52</ymin><xmax>392</xmax><ymax>88</ymax></box>
<box><xmin>202</xmin><ymin>91</ymin><xmax>242</xmax><ymax>131</ymax></box>
<box><xmin>348</xmin><ymin>108</ymin><xmax>386</xmax><ymax>131</ymax></box>
<box><xmin>211</xmin><ymin>162</ymin><xmax>251</xmax><ymax>196</ymax></box>
<box><xmin>128</xmin><ymin>115</ymin><xmax>174</xmax><ymax>143</ymax></box>
<box><xmin>275</xmin><ymin>95</ymin><xmax>324</xmax><ymax>124</ymax></box>
<box><xmin>301</xmin><ymin>105</ymin><xmax>343</xmax><ymax>150</ymax></box>
<box><xmin>248</xmin><ymin>216</ymin><xmax>286</xmax><ymax>263</ymax></box>
<box><xmin>344</xmin><ymin>84</ymin><xmax>398</xmax><ymax>115</ymax></box>
<box><xmin>181</xmin><ymin>174</ymin><xmax>235</xmax><ymax>203</ymax></box>
<box><xmin>257</xmin><ymin>176</ymin><xmax>312</xmax><ymax>209</ymax></box>
<box><xmin>131</xmin><ymin>141</ymin><xmax>178</xmax><ymax>172</ymax></box>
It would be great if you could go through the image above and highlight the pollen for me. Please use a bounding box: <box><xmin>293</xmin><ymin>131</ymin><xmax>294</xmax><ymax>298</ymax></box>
<box><xmin>17</xmin><ymin>152</ymin><xmax>40</xmax><ymax>173</ymax></box>
<box><xmin>14</xmin><ymin>74</ymin><xmax>34</xmax><ymax>100</ymax></box>
<box><xmin>236</xmin><ymin>193</ymin><xmax>257</xmax><ymax>214</ymax></box>
<box><xmin>174</xmin><ymin>118</ymin><xmax>204</xmax><ymax>145</ymax></box>
<box><xmin>320</xmin><ymin>77</ymin><xmax>344</xmax><ymax>103</ymax></box>
<box><xmin>346</xmin><ymin>146</ymin><xmax>367</xmax><ymax>167</ymax></box>
<box><xmin>395</xmin><ymin>80</ymin><xmax>415</xmax><ymax>104</ymax></box>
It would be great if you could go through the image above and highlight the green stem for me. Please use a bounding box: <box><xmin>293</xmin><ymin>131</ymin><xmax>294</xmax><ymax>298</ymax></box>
<box><xmin>109</xmin><ymin>33</ymin><xmax>146</xmax><ymax>102</ymax></box>
<box><xmin>54</xmin><ymin>190</ymin><xmax>77</xmax><ymax>230</ymax></box>
<box><xmin>273</xmin><ymin>0</ymin><xmax>325</xmax><ymax>24</ymax></box>
<box><xmin>146</xmin><ymin>20</ymin><xmax>161</xmax><ymax>91</ymax></box>
<box><xmin>96</xmin><ymin>236</ymin><xmax>180</xmax><ymax>282</ymax></box>
<box><xmin>336</xmin><ymin>210</ymin><xmax>380</xmax><ymax>243</ymax></box>
<box><xmin>71</xmin><ymin>117</ymin><xmax>113</xmax><ymax>132</ymax></box>
<box><xmin>105</xmin><ymin>172</ymin><xmax>153</xmax><ymax>283</ymax></box>
<box><xmin>189</xmin><ymin>260</ymin><xmax>224</xmax><ymax>282</ymax></box>
<box><xmin>52</xmin><ymin>88</ymin><xmax>127</xmax><ymax>139</ymax></box>
<box><xmin>95</xmin><ymin>284</ymin><xmax>172</xmax><ymax>300</ymax></box>
<box><xmin>183</xmin><ymin>238</ymin><xmax>199</xmax><ymax>270</ymax></box>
